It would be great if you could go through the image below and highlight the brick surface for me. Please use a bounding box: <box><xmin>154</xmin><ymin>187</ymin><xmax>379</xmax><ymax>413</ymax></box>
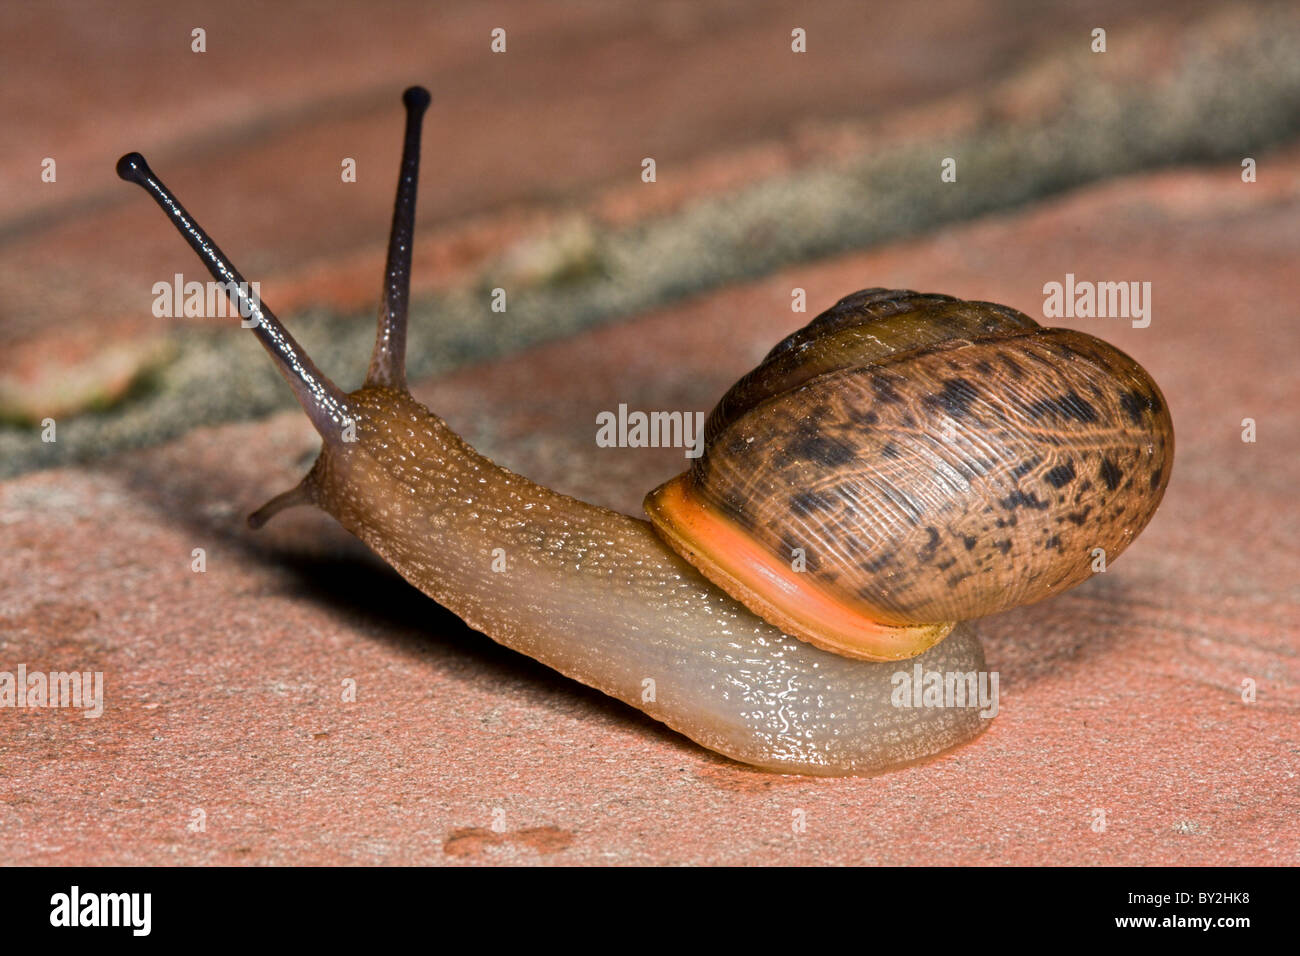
<box><xmin>1</xmin><ymin>152</ymin><xmax>1296</xmax><ymax>864</ymax></box>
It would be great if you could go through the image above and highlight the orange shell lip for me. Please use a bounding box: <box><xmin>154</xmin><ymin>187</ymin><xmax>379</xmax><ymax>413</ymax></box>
<box><xmin>644</xmin><ymin>475</ymin><xmax>954</xmax><ymax>662</ymax></box>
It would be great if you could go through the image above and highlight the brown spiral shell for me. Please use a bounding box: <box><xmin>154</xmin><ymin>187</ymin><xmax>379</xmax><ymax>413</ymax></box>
<box><xmin>645</xmin><ymin>288</ymin><xmax>1173</xmax><ymax>659</ymax></box>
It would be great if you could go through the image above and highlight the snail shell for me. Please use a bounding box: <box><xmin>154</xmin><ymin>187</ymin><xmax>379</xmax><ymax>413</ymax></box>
<box><xmin>646</xmin><ymin>288</ymin><xmax>1174</xmax><ymax>660</ymax></box>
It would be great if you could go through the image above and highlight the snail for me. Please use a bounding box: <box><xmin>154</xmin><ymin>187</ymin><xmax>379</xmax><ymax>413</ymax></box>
<box><xmin>115</xmin><ymin>86</ymin><xmax>1173</xmax><ymax>776</ymax></box>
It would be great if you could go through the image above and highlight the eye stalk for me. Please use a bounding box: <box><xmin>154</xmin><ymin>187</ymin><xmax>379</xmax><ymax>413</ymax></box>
<box><xmin>114</xmin><ymin>150</ymin><xmax>351</xmax><ymax>442</ymax></box>
<box><xmin>367</xmin><ymin>85</ymin><xmax>431</xmax><ymax>391</ymax></box>
<box><xmin>116</xmin><ymin>85</ymin><xmax>434</xmax><ymax>527</ymax></box>
<box><xmin>116</xmin><ymin>86</ymin><xmax>434</xmax><ymax>530</ymax></box>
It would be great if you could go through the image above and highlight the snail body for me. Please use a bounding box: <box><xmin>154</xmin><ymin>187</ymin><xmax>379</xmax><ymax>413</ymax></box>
<box><xmin>116</xmin><ymin>87</ymin><xmax>1171</xmax><ymax>776</ymax></box>
<box><xmin>306</xmin><ymin>384</ymin><xmax>991</xmax><ymax>773</ymax></box>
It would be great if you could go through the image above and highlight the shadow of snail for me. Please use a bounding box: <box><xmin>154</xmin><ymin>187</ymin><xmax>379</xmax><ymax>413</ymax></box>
<box><xmin>115</xmin><ymin>87</ymin><xmax>1173</xmax><ymax>776</ymax></box>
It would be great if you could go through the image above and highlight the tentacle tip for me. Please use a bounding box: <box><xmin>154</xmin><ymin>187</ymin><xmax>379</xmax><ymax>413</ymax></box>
<box><xmin>115</xmin><ymin>152</ymin><xmax>151</xmax><ymax>185</ymax></box>
<box><xmin>403</xmin><ymin>86</ymin><xmax>431</xmax><ymax>112</ymax></box>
